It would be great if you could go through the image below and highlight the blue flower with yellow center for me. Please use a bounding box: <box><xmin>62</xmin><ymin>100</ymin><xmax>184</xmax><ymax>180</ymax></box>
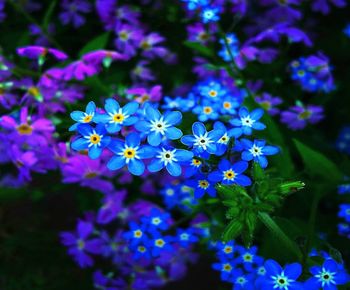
<box><xmin>93</xmin><ymin>98</ymin><xmax>139</xmax><ymax>133</ymax></box>
<box><xmin>71</xmin><ymin>123</ymin><xmax>111</xmax><ymax>159</ymax></box>
<box><xmin>107</xmin><ymin>132</ymin><xmax>155</xmax><ymax>176</ymax></box>
<box><xmin>69</xmin><ymin>101</ymin><xmax>96</xmax><ymax>131</ymax></box>
<box><xmin>135</xmin><ymin>105</ymin><xmax>183</xmax><ymax>146</ymax></box>
<box><xmin>241</xmin><ymin>139</ymin><xmax>279</xmax><ymax>168</ymax></box>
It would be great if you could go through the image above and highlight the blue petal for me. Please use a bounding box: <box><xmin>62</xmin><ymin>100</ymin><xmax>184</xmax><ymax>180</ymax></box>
<box><xmin>146</xmin><ymin>106</ymin><xmax>161</xmax><ymax>121</ymax></box>
<box><xmin>228</xmin><ymin>128</ymin><xmax>242</xmax><ymax>138</ymax></box>
<box><xmin>230</xmin><ymin>118</ymin><xmax>242</xmax><ymax>126</ymax></box>
<box><xmin>206</xmin><ymin>143</ymin><xmax>217</xmax><ymax>154</ymax></box>
<box><xmin>250</xmin><ymin>108</ymin><xmax>264</xmax><ymax>121</ymax></box>
<box><xmin>165</xmin><ymin>127</ymin><xmax>182</xmax><ymax>140</ymax></box>
<box><xmin>77</xmin><ymin>123</ymin><xmax>93</xmax><ymax>136</ymax></box>
<box><xmin>257</xmin><ymin>156</ymin><xmax>268</xmax><ymax>168</ymax></box>
<box><xmin>105</xmin><ymin>98</ymin><xmax>120</xmax><ymax>113</ymax></box>
<box><xmin>69</xmin><ymin>123</ymin><xmax>78</xmax><ymax>131</ymax></box>
<box><xmin>107</xmin><ymin>139</ymin><xmax>124</xmax><ymax>154</ymax></box>
<box><xmin>242</xmin><ymin>151</ymin><xmax>253</xmax><ymax>161</ymax></box>
<box><xmin>71</xmin><ymin>138</ymin><xmax>88</xmax><ymax>151</ymax></box>
<box><xmin>264</xmin><ymin>259</ymin><xmax>282</xmax><ymax>276</ymax></box>
<box><xmin>128</xmin><ymin>159</ymin><xmax>145</xmax><ymax>176</ymax></box>
<box><xmin>123</xmin><ymin>116</ymin><xmax>138</xmax><ymax>126</ymax></box>
<box><xmin>208</xmin><ymin>171</ymin><xmax>222</xmax><ymax>182</ymax></box>
<box><xmin>252</xmin><ymin>122</ymin><xmax>266</xmax><ymax>130</ymax></box>
<box><xmin>126</xmin><ymin>132</ymin><xmax>141</xmax><ymax>147</ymax></box>
<box><xmin>284</xmin><ymin>263</ymin><xmax>302</xmax><ymax>280</ymax></box>
<box><xmin>263</xmin><ymin>145</ymin><xmax>279</xmax><ymax>155</ymax></box>
<box><xmin>70</xmin><ymin>111</ymin><xmax>84</xmax><ymax>122</ymax></box>
<box><xmin>166</xmin><ymin>162</ymin><xmax>182</xmax><ymax>176</ymax></box>
<box><xmin>107</xmin><ymin>155</ymin><xmax>125</xmax><ymax>170</ymax></box>
<box><xmin>95</xmin><ymin>123</ymin><xmax>107</xmax><ymax>135</ymax></box>
<box><xmin>148</xmin><ymin>131</ymin><xmax>162</xmax><ymax>146</ymax></box>
<box><xmin>106</xmin><ymin>123</ymin><xmax>122</xmax><ymax>133</ymax></box>
<box><xmin>232</xmin><ymin>161</ymin><xmax>248</xmax><ymax>174</ymax></box>
<box><xmin>93</xmin><ymin>113</ymin><xmax>110</xmax><ymax>123</ymax></box>
<box><xmin>100</xmin><ymin>136</ymin><xmax>111</xmax><ymax>148</ymax></box>
<box><xmin>239</xmin><ymin>107</ymin><xmax>249</xmax><ymax>117</ymax></box>
<box><xmin>240</xmin><ymin>138</ymin><xmax>253</xmax><ymax>149</ymax></box>
<box><xmin>208</xmin><ymin>129</ymin><xmax>224</xmax><ymax>142</ymax></box>
<box><xmin>242</xmin><ymin>126</ymin><xmax>252</xmax><ymax>135</ymax></box>
<box><xmin>181</xmin><ymin>135</ymin><xmax>196</xmax><ymax>146</ymax></box>
<box><xmin>175</xmin><ymin>149</ymin><xmax>194</xmax><ymax>161</ymax></box>
<box><xmin>123</xmin><ymin>102</ymin><xmax>139</xmax><ymax>115</ymax></box>
<box><xmin>148</xmin><ymin>159</ymin><xmax>164</xmax><ymax>172</ymax></box>
<box><xmin>192</xmin><ymin>122</ymin><xmax>206</xmax><ymax>136</ymax></box>
<box><xmin>194</xmin><ymin>188</ymin><xmax>205</xmax><ymax>199</ymax></box>
<box><xmin>89</xmin><ymin>146</ymin><xmax>102</xmax><ymax>159</ymax></box>
<box><xmin>255</xmin><ymin>139</ymin><xmax>266</xmax><ymax>147</ymax></box>
<box><xmin>164</xmin><ymin>111</ymin><xmax>182</xmax><ymax>125</ymax></box>
<box><xmin>135</xmin><ymin>120</ymin><xmax>151</xmax><ymax>132</ymax></box>
<box><xmin>218</xmin><ymin>159</ymin><xmax>231</xmax><ymax>171</ymax></box>
<box><xmin>139</xmin><ymin>145</ymin><xmax>156</xmax><ymax>159</ymax></box>
<box><xmin>86</xmin><ymin>101</ymin><xmax>96</xmax><ymax>114</ymax></box>
<box><xmin>213</xmin><ymin>121</ymin><xmax>225</xmax><ymax>131</ymax></box>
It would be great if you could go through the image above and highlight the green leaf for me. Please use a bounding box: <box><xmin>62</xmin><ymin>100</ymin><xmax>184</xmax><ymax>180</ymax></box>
<box><xmin>258</xmin><ymin>212</ymin><xmax>302</xmax><ymax>260</ymax></box>
<box><xmin>222</xmin><ymin>220</ymin><xmax>243</xmax><ymax>242</ymax></box>
<box><xmin>183</xmin><ymin>41</ymin><xmax>213</xmax><ymax>57</ymax></box>
<box><xmin>79</xmin><ymin>32</ymin><xmax>110</xmax><ymax>57</ymax></box>
<box><xmin>293</xmin><ymin>139</ymin><xmax>343</xmax><ymax>183</ymax></box>
<box><xmin>42</xmin><ymin>1</ymin><xmax>57</xmax><ymax>31</ymax></box>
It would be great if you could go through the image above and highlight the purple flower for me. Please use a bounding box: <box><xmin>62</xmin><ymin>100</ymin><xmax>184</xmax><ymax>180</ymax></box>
<box><xmin>126</xmin><ymin>85</ymin><xmax>162</xmax><ymax>104</ymax></box>
<box><xmin>187</xmin><ymin>23</ymin><xmax>216</xmax><ymax>44</ymax></box>
<box><xmin>311</xmin><ymin>0</ymin><xmax>346</xmax><ymax>14</ymax></box>
<box><xmin>8</xmin><ymin>145</ymin><xmax>37</xmax><ymax>182</ymax></box>
<box><xmin>29</xmin><ymin>24</ymin><xmax>56</xmax><ymax>46</ymax></box>
<box><xmin>114</xmin><ymin>23</ymin><xmax>143</xmax><ymax>57</ymax></box>
<box><xmin>97</xmin><ymin>190</ymin><xmax>127</xmax><ymax>224</ymax></box>
<box><xmin>280</xmin><ymin>104</ymin><xmax>324</xmax><ymax>130</ymax></box>
<box><xmin>82</xmin><ymin>50</ymin><xmax>128</xmax><ymax>69</ymax></box>
<box><xmin>255</xmin><ymin>92</ymin><xmax>282</xmax><ymax>116</ymax></box>
<box><xmin>131</xmin><ymin>61</ymin><xmax>155</xmax><ymax>82</ymax></box>
<box><xmin>139</xmin><ymin>33</ymin><xmax>168</xmax><ymax>59</ymax></box>
<box><xmin>61</xmin><ymin>154</ymin><xmax>114</xmax><ymax>193</ymax></box>
<box><xmin>60</xmin><ymin>220</ymin><xmax>102</xmax><ymax>268</ymax></box>
<box><xmin>61</xmin><ymin>60</ymin><xmax>98</xmax><ymax>81</ymax></box>
<box><xmin>17</xmin><ymin>46</ymin><xmax>68</xmax><ymax>65</ymax></box>
<box><xmin>59</xmin><ymin>0</ymin><xmax>92</xmax><ymax>28</ymax></box>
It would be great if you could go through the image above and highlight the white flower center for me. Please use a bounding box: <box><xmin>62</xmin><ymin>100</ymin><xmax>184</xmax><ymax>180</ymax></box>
<box><xmin>249</xmin><ymin>144</ymin><xmax>263</xmax><ymax>157</ymax></box>
<box><xmin>150</xmin><ymin>117</ymin><xmax>169</xmax><ymax>135</ymax></box>
<box><xmin>157</xmin><ymin>148</ymin><xmax>177</xmax><ymax>165</ymax></box>
<box><xmin>241</xmin><ymin>115</ymin><xmax>255</xmax><ymax>127</ymax></box>
<box><xmin>194</xmin><ymin>132</ymin><xmax>213</xmax><ymax>150</ymax></box>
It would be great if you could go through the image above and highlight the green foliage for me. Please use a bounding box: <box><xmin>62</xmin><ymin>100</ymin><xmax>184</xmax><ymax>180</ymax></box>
<box><xmin>78</xmin><ymin>32</ymin><xmax>110</xmax><ymax>57</ymax></box>
<box><xmin>183</xmin><ymin>41</ymin><xmax>214</xmax><ymax>58</ymax></box>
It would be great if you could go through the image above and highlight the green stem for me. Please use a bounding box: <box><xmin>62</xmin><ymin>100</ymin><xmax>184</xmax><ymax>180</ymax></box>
<box><xmin>7</xmin><ymin>0</ymin><xmax>63</xmax><ymax>50</ymax></box>
<box><xmin>258</xmin><ymin>212</ymin><xmax>302</xmax><ymax>261</ymax></box>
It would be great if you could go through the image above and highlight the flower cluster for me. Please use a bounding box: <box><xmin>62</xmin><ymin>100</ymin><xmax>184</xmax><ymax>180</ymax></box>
<box><xmin>213</xmin><ymin>242</ymin><xmax>350</xmax><ymax>289</ymax></box>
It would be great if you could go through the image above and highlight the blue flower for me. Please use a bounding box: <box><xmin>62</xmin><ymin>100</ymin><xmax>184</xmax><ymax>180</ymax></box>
<box><xmin>214</xmin><ymin>121</ymin><xmax>232</xmax><ymax>156</ymax></box>
<box><xmin>141</xmin><ymin>208</ymin><xmax>171</xmax><ymax>231</ymax></box>
<box><xmin>192</xmin><ymin>99</ymin><xmax>220</xmax><ymax>122</ymax></box>
<box><xmin>187</xmin><ymin>173</ymin><xmax>216</xmax><ymax>198</ymax></box>
<box><xmin>215</xmin><ymin>241</ymin><xmax>236</xmax><ymax>260</ymax></box>
<box><xmin>123</xmin><ymin>222</ymin><xmax>147</xmax><ymax>246</ymax></box>
<box><xmin>305</xmin><ymin>258</ymin><xmax>349</xmax><ymax>290</ymax></box>
<box><xmin>256</xmin><ymin>259</ymin><xmax>303</xmax><ymax>290</ymax></box>
<box><xmin>231</xmin><ymin>270</ymin><xmax>255</xmax><ymax>290</ymax></box>
<box><xmin>93</xmin><ymin>98</ymin><xmax>139</xmax><ymax>133</ymax></box>
<box><xmin>199</xmin><ymin>80</ymin><xmax>227</xmax><ymax>100</ymax></box>
<box><xmin>107</xmin><ymin>132</ymin><xmax>155</xmax><ymax>176</ymax></box>
<box><xmin>212</xmin><ymin>260</ymin><xmax>235</xmax><ymax>282</ymax></box>
<box><xmin>69</xmin><ymin>101</ymin><xmax>96</xmax><ymax>131</ymax></box>
<box><xmin>176</xmin><ymin>228</ymin><xmax>199</xmax><ymax>247</ymax></box>
<box><xmin>338</xmin><ymin>204</ymin><xmax>350</xmax><ymax>222</ymax></box>
<box><xmin>338</xmin><ymin>183</ymin><xmax>350</xmax><ymax>194</ymax></box>
<box><xmin>71</xmin><ymin>123</ymin><xmax>111</xmax><ymax>159</ymax></box>
<box><xmin>201</xmin><ymin>7</ymin><xmax>220</xmax><ymax>23</ymax></box>
<box><xmin>235</xmin><ymin>245</ymin><xmax>263</xmax><ymax>271</ymax></box>
<box><xmin>184</xmin><ymin>157</ymin><xmax>203</xmax><ymax>177</ymax></box>
<box><xmin>229</xmin><ymin>107</ymin><xmax>266</xmax><ymax>137</ymax></box>
<box><xmin>148</xmin><ymin>146</ymin><xmax>193</xmax><ymax>176</ymax></box>
<box><xmin>241</xmin><ymin>139</ymin><xmax>279</xmax><ymax>168</ymax></box>
<box><xmin>208</xmin><ymin>159</ymin><xmax>252</xmax><ymax>186</ymax></box>
<box><xmin>219</xmin><ymin>96</ymin><xmax>240</xmax><ymax>115</ymax></box>
<box><xmin>135</xmin><ymin>106</ymin><xmax>183</xmax><ymax>146</ymax></box>
<box><xmin>181</xmin><ymin>122</ymin><xmax>224</xmax><ymax>155</ymax></box>
<box><xmin>147</xmin><ymin>232</ymin><xmax>173</xmax><ymax>257</ymax></box>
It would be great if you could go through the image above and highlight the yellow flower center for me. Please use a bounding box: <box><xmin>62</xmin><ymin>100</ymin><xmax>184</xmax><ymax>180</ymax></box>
<box><xmin>134</xmin><ymin>230</ymin><xmax>142</xmax><ymax>238</ymax></box>
<box><xmin>155</xmin><ymin>239</ymin><xmax>165</xmax><ymax>247</ymax></box>
<box><xmin>192</xmin><ymin>158</ymin><xmax>201</xmax><ymax>166</ymax></box>
<box><xmin>224</xmin><ymin>246</ymin><xmax>233</xmax><ymax>253</ymax></box>
<box><xmin>298</xmin><ymin>110</ymin><xmax>311</xmax><ymax>120</ymax></box>
<box><xmin>141</xmin><ymin>41</ymin><xmax>151</xmax><ymax>50</ymax></box>
<box><xmin>28</xmin><ymin>86</ymin><xmax>40</xmax><ymax>97</ymax></box>
<box><xmin>203</xmin><ymin>106</ymin><xmax>212</xmax><ymax>114</ymax></box>
<box><xmin>138</xmin><ymin>246</ymin><xmax>146</xmax><ymax>253</ymax></box>
<box><xmin>17</xmin><ymin>123</ymin><xmax>33</xmax><ymax>135</ymax></box>
<box><xmin>89</xmin><ymin>134</ymin><xmax>101</xmax><ymax>145</ymax></box>
<box><xmin>123</xmin><ymin>148</ymin><xmax>136</xmax><ymax>159</ymax></box>
<box><xmin>208</xmin><ymin>90</ymin><xmax>218</xmax><ymax>97</ymax></box>
<box><xmin>223</xmin><ymin>102</ymin><xmax>231</xmax><ymax>109</ymax></box>
<box><xmin>224</xmin><ymin>169</ymin><xmax>236</xmax><ymax>180</ymax></box>
<box><xmin>83</xmin><ymin>115</ymin><xmax>93</xmax><ymax>123</ymax></box>
<box><xmin>199</xmin><ymin>180</ymin><xmax>209</xmax><ymax>189</ymax></box>
<box><xmin>223</xmin><ymin>264</ymin><xmax>232</xmax><ymax>271</ymax></box>
<box><xmin>113</xmin><ymin>113</ymin><xmax>124</xmax><ymax>123</ymax></box>
<box><xmin>84</xmin><ymin>172</ymin><xmax>98</xmax><ymax>179</ymax></box>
